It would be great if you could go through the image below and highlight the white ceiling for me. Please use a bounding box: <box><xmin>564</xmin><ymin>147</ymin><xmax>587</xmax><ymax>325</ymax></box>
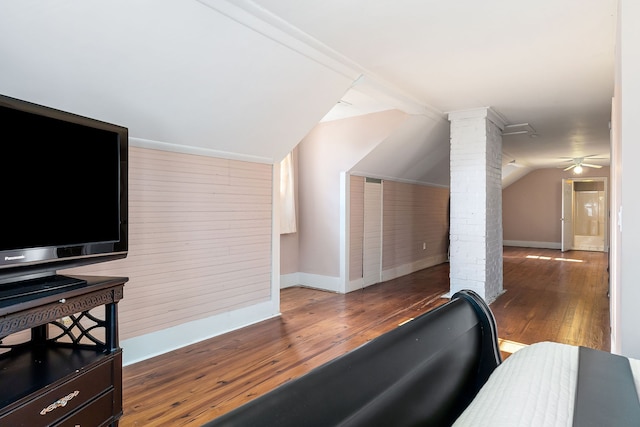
<box><xmin>252</xmin><ymin>0</ymin><xmax>617</xmax><ymax>172</ymax></box>
<box><xmin>0</xmin><ymin>1</ymin><xmax>617</xmax><ymax>187</ymax></box>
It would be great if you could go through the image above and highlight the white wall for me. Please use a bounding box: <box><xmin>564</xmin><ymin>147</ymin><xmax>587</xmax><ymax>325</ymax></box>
<box><xmin>295</xmin><ymin>110</ymin><xmax>409</xmax><ymax>292</ymax></box>
<box><xmin>294</xmin><ymin>109</ymin><xmax>456</xmax><ymax>290</ymax></box>
<box><xmin>614</xmin><ymin>0</ymin><xmax>640</xmax><ymax>358</ymax></box>
<box><xmin>503</xmin><ymin>167</ymin><xmax>611</xmax><ymax>249</ymax></box>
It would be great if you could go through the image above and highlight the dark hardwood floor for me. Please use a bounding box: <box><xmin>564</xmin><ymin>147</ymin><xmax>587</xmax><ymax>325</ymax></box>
<box><xmin>120</xmin><ymin>246</ymin><xmax>610</xmax><ymax>426</ymax></box>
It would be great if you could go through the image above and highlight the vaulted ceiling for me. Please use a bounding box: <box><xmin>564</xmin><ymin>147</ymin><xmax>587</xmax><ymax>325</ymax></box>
<box><xmin>248</xmin><ymin>0</ymin><xmax>616</xmax><ymax>185</ymax></box>
<box><xmin>0</xmin><ymin>1</ymin><xmax>617</xmax><ymax>187</ymax></box>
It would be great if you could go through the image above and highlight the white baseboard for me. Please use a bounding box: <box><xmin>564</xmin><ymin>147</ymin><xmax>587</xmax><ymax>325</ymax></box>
<box><xmin>503</xmin><ymin>240</ymin><xmax>561</xmax><ymax>250</ymax></box>
<box><xmin>281</xmin><ymin>254</ymin><xmax>448</xmax><ymax>295</ymax></box>
<box><xmin>121</xmin><ymin>299</ymin><xmax>279</xmax><ymax>366</ymax></box>
<box><xmin>295</xmin><ymin>272</ymin><xmax>341</xmax><ymax>292</ymax></box>
<box><xmin>279</xmin><ymin>272</ymin><xmax>341</xmax><ymax>293</ymax></box>
<box><xmin>345</xmin><ymin>254</ymin><xmax>448</xmax><ymax>293</ymax></box>
<box><xmin>346</xmin><ymin>278</ymin><xmax>365</xmax><ymax>293</ymax></box>
<box><xmin>280</xmin><ymin>272</ymin><xmax>301</xmax><ymax>289</ymax></box>
<box><xmin>381</xmin><ymin>254</ymin><xmax>448</xmax><ymax>283</ymax></box>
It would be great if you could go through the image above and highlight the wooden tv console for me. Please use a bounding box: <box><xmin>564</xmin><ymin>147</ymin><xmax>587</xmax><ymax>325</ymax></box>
<box><xmin>0</xmin><ymin>275</ymin><xmax>127</xmax><ymax>427</ymax></box>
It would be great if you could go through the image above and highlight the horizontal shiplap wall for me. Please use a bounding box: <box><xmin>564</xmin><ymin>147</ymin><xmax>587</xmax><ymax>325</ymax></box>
<box><xmin>382</xmin><ymin>181</ymin><xmax>449</xmax><ymax>270</ymax></box>
<box><xmin>64</xmin><ymin>146</ymin><xmax>273</xmax><ymax>342</ymax></box>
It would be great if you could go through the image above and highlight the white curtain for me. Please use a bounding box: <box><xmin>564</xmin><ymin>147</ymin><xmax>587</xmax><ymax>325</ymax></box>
<box><xmin>280</xmin><ymin>151</ymin><xmax>297</xmax><ymax>234</ymax></box>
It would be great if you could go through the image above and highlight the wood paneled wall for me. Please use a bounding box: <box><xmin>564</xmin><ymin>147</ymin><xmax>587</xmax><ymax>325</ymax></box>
<box><xmin>382</xmin><ymin>181</ymin><xmax>449</xmax><ymax>270</ymax></box>
<box><xmin>349</xmin><ymin>177</ymin><xmax>449</xmax><ymax>284</ymax></box>
<box><xmin>64</xmin><ymin>146</ymin><xmax>273</xmax><ymax>341</ymax></box>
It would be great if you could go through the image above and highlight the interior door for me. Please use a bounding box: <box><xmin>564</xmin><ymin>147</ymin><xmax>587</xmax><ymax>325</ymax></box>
<box><xmin>363</xmin><ymin>178</ymin><xmax>382</xmax><ymax>286</ymax></box>
<box><xmin>561</xmin><ymin>179</ymin><xmax>574</xmax><ymax>252</ymax></box>
<box><xmin>570</xmin><ymin>178</ymin><xmax>608</xmax><ymax>252</ymax></box>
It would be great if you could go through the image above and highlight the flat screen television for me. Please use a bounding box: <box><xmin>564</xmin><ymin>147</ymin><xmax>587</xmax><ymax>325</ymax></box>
<box><xmin>0</xmin><ymin>94</ymin><xmax>128</xmax><ymax>297</ymax></box>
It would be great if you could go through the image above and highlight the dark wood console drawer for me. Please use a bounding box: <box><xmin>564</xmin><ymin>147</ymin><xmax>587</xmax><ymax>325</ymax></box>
<box><xmin>0</xmin><ymin>355</ymin><xmax>115</xmax><ymax>426</ymax></box>
<box><xmin>54</xmin><ymin>390</ymin><xmax>115</xmax><ymax>427</ymax></box>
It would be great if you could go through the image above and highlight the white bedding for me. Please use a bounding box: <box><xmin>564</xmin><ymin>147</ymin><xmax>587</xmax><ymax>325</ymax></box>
<box><xmin>453</xmin><ymin>342</ymin><xmax>640</xmax><ymax>427</ymax></box>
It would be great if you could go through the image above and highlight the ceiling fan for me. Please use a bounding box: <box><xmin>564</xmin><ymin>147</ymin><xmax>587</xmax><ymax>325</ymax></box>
<box><xmin>561</xmin><ymin>156</ymin><xmax>604</xmax><ymax>173</ymax></box>
<box><xmin>505</xmin><ymin>159</ymin><xmax>527</xmax><ymax>168</ymax></box>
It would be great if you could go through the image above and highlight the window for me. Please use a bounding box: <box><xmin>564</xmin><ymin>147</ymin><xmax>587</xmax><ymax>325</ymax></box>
<box><xmin>280</xmin><ymin>151</ymin><xmax>297</xmax><ymax>234</ymax></box>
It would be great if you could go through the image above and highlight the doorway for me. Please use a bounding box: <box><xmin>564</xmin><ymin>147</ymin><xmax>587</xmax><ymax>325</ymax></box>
<box><xmin>561</xmin><ymin>177</ymin><xmax>608</xmax><ymax>252</ymax></box>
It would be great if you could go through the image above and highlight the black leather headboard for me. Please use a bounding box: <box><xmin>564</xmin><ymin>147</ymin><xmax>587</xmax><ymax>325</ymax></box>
<box><xmin>203</xmin><ymin>289</ymin><xmax>501</xmax><ymax>427</ymax></box>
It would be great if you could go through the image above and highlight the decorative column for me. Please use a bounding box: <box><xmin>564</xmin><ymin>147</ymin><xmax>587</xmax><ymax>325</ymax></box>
<box><xmin>447</xmin><ymin>107</ymin><xmax>504</xmax><ymax>303</ymax></box>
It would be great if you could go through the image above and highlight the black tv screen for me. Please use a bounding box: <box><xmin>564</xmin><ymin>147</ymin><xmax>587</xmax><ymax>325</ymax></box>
<box><xmin>0</xmin><ymin>94</ymin><xmax>128</xmax><ymax>288</ymax></box>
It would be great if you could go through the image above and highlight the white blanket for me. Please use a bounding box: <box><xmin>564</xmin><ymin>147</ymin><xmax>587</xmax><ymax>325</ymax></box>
<box><xmin>453</xmin><ymin>342</ymin><xmax>640</xmax><ymax>427</ymax></box>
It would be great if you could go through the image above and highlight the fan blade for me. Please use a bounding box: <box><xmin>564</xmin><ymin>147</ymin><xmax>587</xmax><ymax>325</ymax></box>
<box><xmin>582</xmin><ymin>163</ymin><xmax>603</xmax><ymax>169</ymax></box>
<box><xmin>563</xmin><ymin>164</ymin><xmax>577</xmax><ymax>171</ymax></box>
<box><xmin>506</xmin><ymin>160</ymin><xmax>526</xmax><ymax>168</ymax></box>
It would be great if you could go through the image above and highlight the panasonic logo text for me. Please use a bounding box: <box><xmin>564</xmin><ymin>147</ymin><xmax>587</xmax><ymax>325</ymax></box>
<box><xmin>4</xmin><ymin>255</ymin><xmax>25</xmax><ymax>261</ymax></box>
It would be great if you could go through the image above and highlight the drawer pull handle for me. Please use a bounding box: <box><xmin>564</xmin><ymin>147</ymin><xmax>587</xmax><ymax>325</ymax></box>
<box><xmin>40</xmin><ymin>390</ymin><xmax>79</xmax><ymax>415</ymax></box>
